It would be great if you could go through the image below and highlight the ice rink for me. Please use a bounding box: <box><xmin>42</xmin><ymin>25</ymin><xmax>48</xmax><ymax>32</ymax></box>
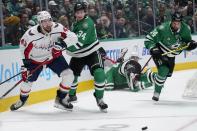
<box><xmin>0</xmin><ymin>69</ymin><xmax>197</xmax><ymax>131</ymax></box>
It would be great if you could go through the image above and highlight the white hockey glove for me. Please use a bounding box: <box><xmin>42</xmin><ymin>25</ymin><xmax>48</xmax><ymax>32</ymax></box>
<box><xmin>63</xmin><ymin>31</ymin><xmax>80</xmax><ymax>49</ymax></box>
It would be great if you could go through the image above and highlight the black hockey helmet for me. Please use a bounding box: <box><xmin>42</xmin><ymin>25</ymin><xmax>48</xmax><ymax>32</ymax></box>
<box><xmin>171</xmin><ymin>12</ymin><xmax>182</xmax><ymax>22</ymax></box>
<box><xmin>74</xmin><ymin>2</ymin><xmax>87</xmax><ymax>12</ymax></box>
<box><xmin>124</xmin><ymin>60</ymin><xmax>135</xmax><ymax>75</ymax></box>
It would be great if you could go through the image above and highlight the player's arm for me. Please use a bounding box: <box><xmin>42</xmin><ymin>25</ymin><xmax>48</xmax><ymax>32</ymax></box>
<box><xmin>19</xmin><ymin>33</ymin><xmax>33</xmax><ymax>60</ymax></box>
<box><xmin>182</xmin><ymin>25</ymin><xmax>197</xmax><ymax>51</ymax></box>
<box><xmin>144</xmin><ymin>27</ymin><xmax>160</xmax><ymax>49</ymax></box>
<box><xmin>145</xmin><ymin>27</ymin><xmax>165</xmax><ymax>60</ymax></box>
<box><xmin>57</xmin><ymin>23</ymin><xmax>78</xmax><ymax>49</ymax></box>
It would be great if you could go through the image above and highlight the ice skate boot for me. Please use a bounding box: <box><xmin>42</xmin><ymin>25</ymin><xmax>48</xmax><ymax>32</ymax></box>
<box><xmin>54</xmin><ymin>90</ymin><xmax>73</xmax><ymax>111</ymax></box>
<box><xmin>152</xmin><ymin>92</ymin><xmax>160</xmax><ymax>101</ymax></box>
<box><xmin>10</xmin><ymin>95</ymin><xmax>28</xmax><ymax>111</ymax></box>
<box><xmin>68</xmin><ymin>93</ymin><xmax>77</xmax><ymax>103</ymax></box>
<box><xmin>54</xmin><ymin>96</ymin><xmax>73</xmax><ymax>111</ymax></box>
<box><xmin>94</xmin><ymin>93</ymin><xmax>108</xmax><ymax>112</ymax></box>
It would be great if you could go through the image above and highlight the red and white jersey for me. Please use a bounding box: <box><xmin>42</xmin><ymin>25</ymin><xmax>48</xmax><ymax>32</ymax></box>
<box><xmin>20</xmin><ymin>22</ymin><xmax>68</xmax><ymax>63</ymax></box>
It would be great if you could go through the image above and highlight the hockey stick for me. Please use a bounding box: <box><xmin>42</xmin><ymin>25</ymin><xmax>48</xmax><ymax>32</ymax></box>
<box><xmin>161</xmin><ymin>44</ymin><xmax>189</xmax><ymax>56</ymax></box>
<box><xmin>103</xmin><ymin>56</ymin><xmax>117</xmax><ymax>64</ymax></box>
<box><xmin>103</xmin><ymin>48</ymin><xmax>128</xmax><ymax>64</ymax></box>
<box><xmin>0</xmin><ymin>58</ymin><xmax>49</xmax><ymax>99</ymax></box>
<box><xmin>140</xmin><ymin>56</ymin><xmax>152</xmax><ymax>72</ymax></box>
<box><xmin>0</xmin><ymin>72</ymin><xmax>22</xmax><ymax>86</ymax></box>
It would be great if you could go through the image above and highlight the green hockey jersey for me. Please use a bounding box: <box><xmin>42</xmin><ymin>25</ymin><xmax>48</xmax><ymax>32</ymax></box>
<box><xmin>145</xmin><ymin>21</ymin><xmax>192</xmax><ymax>57</ymax></box>
<box><xmin>105</xmin><ymin>59</ymin><xmax>141</xmax><ymax>89</ymax></box>
<box><xmin>66</xmin><ymin>16</ymin><xmax>99</xmax><ymax>57</ymax></box>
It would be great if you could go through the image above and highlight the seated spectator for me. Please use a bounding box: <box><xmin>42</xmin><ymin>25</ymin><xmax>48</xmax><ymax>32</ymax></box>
<box><xmin>116</xmin><ymin>17</ymin><xmax>128</xmax><ymax>38</ymax></box>
<box><xmin>6</xmin><ymin>0</ymin><xmax>22</xmax><ymax>16</ymax></box>
<box><xmin>48</xmin><ymin>0</ymin><xmax>61</xmax><ymax>21</ymax></box>
<box><xmin>4</xmin><ymin>16</ymin><xmax>20</xmax><ymax>46</ymax></box>
<box><xmin>96</xmin><ymin>15</ymin><xmax>113</xmax><ymax>39</ymax></box>
<box><xmin>18</xmin><ymin>13</ymin><xmax>29</xmax><ymax>39</ymax></box>
<box><xmin>58</xmin><ymin>15</ymin><xmax>70</xmax><ymax>29</ymax></box>
<box><xmin>88</xmin><ymin>8</ymin><xmax>98</xmax><ymax>23</ymax></box>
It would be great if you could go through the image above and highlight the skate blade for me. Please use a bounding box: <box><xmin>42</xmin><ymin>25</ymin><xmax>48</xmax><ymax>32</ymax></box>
<box><xmin>54</xmin><ymin>104</ymin><xmax>73</xmax><ymax>111</ymax></box>
<box><xmin>99</xmin><ymin>108</ymin><xmax>108</xmax><ymax>113</ymax></box>
<box><xmin>70</xmin><ymin>100</ymin><xmax>78</xmax><ymax>103</ymax></box>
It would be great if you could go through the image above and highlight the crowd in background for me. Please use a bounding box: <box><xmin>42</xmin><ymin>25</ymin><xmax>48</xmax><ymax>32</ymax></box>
<box><xmin>1</xmin><ymin>0</ymin><xmax>197</xmax><ymax>46</ymax></box>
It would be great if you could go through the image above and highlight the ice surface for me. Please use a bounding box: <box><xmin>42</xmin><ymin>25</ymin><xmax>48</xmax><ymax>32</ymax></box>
<box><xmin>0</xmin><ymin>69</ymin><xmax>197</xmax><ymax>131</ymax></box>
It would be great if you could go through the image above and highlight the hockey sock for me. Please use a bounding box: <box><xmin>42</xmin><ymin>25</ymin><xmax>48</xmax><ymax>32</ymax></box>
<box><xmin>69</xmin><ymin>76</ymin><xmax>78</xmax><ymax>96</ymax></box>
<box><xmin>57</xmin><ymin>90</ymin><xmax>67</xmax><ymax>99</ymax></box>
<box><xmin>154</xmin><ymin>65</ymin><xmax>169</xmax><ymax>93</ymax></box>
<box><xmin>94</xmin><ymin>68</ymin><xmax>105</xmax><ymax>99</ymax></box>
<box><xmin>20</xmin><ymin>95</ymin><xmax>29</xmax><ymax>102</ymax></box>
<box><xmin>140</xmin><ymin>69</ymin><xmax>155</xmax><ymax>83</ymax></box>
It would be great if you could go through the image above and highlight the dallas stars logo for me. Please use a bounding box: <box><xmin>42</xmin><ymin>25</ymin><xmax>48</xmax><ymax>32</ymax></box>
<box><xmin>83</xmin><ymin>22</ymin><xmax>88</xmax><ymax>29</ymax></box>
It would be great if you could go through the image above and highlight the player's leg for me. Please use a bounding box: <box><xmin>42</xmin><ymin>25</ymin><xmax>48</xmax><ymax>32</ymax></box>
<box><xmin>68</xmin><ymin>57</ymin><xmax>85</xmax><ymax>102</ymax></box>
<box><xmin>10</xmin><ymin>63</ymin><xmax>43</xmax><ymax>111</ymax></box>
<box><xmin>152</xmin><ymin>65</ymin><xmax>169</xmax><ymax>101</ymax></box>
<box><xmin>69</xmin><ymin>76</ymin><xmax>78</xmax><ymax>102</ymax></box>
<box><xmin>105</xmin><ymin>67</ymin><xmax>115</xmax><ymax>90</ymax></box>
<box><xmin>140</xmin><ymin>68</ymin><xmax>156</xmax><ymax>84</ymax></box>
<box><xmin>48</xmin><ymin>56</ymin><xmax>74</xmax><ymax>110</ymax></box>
<box><xmin>152</xmin><ymin>57</ymin><xmax>175</xmax><ymax>101</ymax></box>
<box><xmin>88</xmin><ymin>51</ymin><xmax>108</xmax><ymax>112</ymax></box>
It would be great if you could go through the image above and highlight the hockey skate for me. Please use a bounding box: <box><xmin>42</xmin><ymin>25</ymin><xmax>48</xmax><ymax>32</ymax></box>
<box><xmin>152</xmin><ymin>92</ymin><xmax>160</xmax><ymax>101</ymax></box>
<box><xmin>54</xmin><ymin>96</ymin><xmax>73</xmax><ymax>111</ymax></box>
<box><xmin>10</xmin><ymin>100</ymin><xmax>26</xmax><ymax>111</ymax></box>
<box><xmin>68</xmin><ymin>94</ymin><xmax>77</xmax><ymax>103</ymax></box>
<box><xmin>10</xmin><ymin>95</ymin><xmax>28</xmax><ymax>111</ymax></box>
<box><xmin>94</xmin><ymin>93</ymin><xmax>108</xmax><ymax>112</ymax></box>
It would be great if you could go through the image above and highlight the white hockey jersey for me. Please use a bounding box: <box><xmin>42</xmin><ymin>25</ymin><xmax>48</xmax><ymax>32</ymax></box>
<box><xmin>20</xmin><ymin>22</ymin><xmax>69</xmax><ymax>63</ymax></box>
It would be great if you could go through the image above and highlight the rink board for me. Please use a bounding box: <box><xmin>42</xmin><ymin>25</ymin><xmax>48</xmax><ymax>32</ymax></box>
<box><xmin>0</xmin><ymin>38</ymin><xmax>197</xmax><ymax>112</ymax></box>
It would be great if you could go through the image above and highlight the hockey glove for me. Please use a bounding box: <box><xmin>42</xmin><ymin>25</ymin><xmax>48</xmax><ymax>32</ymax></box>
<box><xmin>150</xmin><ymin>47</ymin><xmax>169</xmax><ymax>65</ymax></box>
<box><xmin>63</xmin><ymin>31</ymin><xmax>79</xmax><ymax>49</ymax></box>
<box><xmin>116</xmin><ymin>57</ymin><xmax>124</xmax><ymax>63</ymax></box>
<box><xmin>186</xmin><ymin>40</ymin><xmax>197</xmax><ymax>51</ymax></box>
<box><xmin>21</xmin><ymin>66</ymin><xmax>30</xmax><ymax>82</ymax></box>
<box><xmin>98</xmin><ymin>47</ymin><xmax>106</xmax><ymax>57</ymax></box>
<box><xmin>52</xmin><ymin>42</ymin><xmax>65</xmax><ymax>58</ymax></box>
<box><xmin>150</xmin><ymin>46</ymin><xmax>162</xmax><ymax>59</ymax></box>
<box><xmin>22</xmin><ymin>59</ymin><xmax>32</xmax><ymax>69</ymax></box>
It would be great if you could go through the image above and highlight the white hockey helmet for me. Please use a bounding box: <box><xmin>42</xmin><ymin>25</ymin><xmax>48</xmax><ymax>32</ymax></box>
<box><xmin>37</xmin><ymin>11</ymin><xmax>52</xmax><ymax>24</ymax></box>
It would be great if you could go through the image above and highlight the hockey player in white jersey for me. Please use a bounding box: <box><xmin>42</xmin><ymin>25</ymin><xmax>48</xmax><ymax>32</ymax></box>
<box><xmin>10</xmin><ymin>11</ymin><xmax>77</xmax><ymax>111</ymax></box>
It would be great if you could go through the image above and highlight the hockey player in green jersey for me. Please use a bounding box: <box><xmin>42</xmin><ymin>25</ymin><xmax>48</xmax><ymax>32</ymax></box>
<box><xmin>105</xmin><ymin>49</ymin><xmax>153</xmax><ymax>91</ymax></box>
<box><xmin>142</xmin><ymin>12</ymin><xmax>197</xmax><ymax>101</ymax></box>
<box><xmin>67</xmin><ymin>2</ymin><xmax>108</xmax><ymax>112</ymax></box>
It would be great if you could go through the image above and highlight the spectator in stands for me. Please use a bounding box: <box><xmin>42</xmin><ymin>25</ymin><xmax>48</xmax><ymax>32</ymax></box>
<box><xmin>6</xmin><ymin>0</ymin><xmax>22</xmax><ymax>16</ymax></box>
<box><xmin>88</xmin><ymin>8</ymin><xmax>98</xmax><ymax>23</ymax></box>
<box><xmin>4</xmin><ymin>16</ymin><xmax>20</xmax><ymax>45</ymax></box>
<box><xmin>96</xmin><ymin>15</ymin><xmax>113</xmax><ymax>39</ymax></box>
<box><xmin>58</xmin><ymin>15</ymin><xmax>70</xmax><ymax>29</ymax></box>
<box><xmin>115</xmin><ymin>9</ymin><xmax>124</xmax><ymax>19</ymax></box>
<box><xmin>157</xmin><ymin>3</ymin><xmax>168</xmax><ymax>24</ymax></box>
<box><xmin>141</xmin><ymin>6</ymin><xmax>155</xmax><ymax>35</ymax></box>
<box><xmin>48</xmin><ymin>0</ymin><xmax>61</xmax><ymax>21</ymax></box>
<box><xmin>18</xmin><ymin>13</ymin><xmax>29</xmax><ymax>39</ymax></box>
<box><xmin>116</xmin><ymin>17</ymin><xmax>128</xmax><ymax>38</ymax></box>
<box><xmin>60</xmin><ymin>0</ymin><xmax>74</xmax><ymax>26</ymax></box>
